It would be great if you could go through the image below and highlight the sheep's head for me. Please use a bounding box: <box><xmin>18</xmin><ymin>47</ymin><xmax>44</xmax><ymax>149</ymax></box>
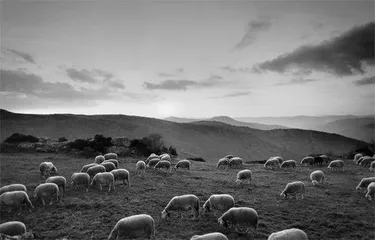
<box><xmin>161</xmin><ymin>210</ymin><xmax>169</xmax><ymax>220</ymax></box>
<box><xmin>218</xmin><ymin>217</ymin><xmax>227</xmax><ymax>229</ymax></box>
<box><xmin>202</xmin><ymin>200</ymin><xmax>210</xmax><ymax>213</ymax></box>
<box><xmin>280</xmin><ymin>191</ymin><xmax>287</xmax><ymax>199</ymax></box>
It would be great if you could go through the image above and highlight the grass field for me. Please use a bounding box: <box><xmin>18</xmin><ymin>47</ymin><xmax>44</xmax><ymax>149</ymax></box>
<box><xmin>0</xmin><ymin>153</ymin><xmax>374</xmax><ymax>240</ymax></box>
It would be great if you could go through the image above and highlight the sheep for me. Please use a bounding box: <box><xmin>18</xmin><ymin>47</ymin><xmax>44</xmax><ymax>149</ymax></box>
<box><xmin>146</xmin><ymin>154</ymin><xmax>159</xmax><ymax>164</ymax></box>
<box><xmin>94</xmin><ymin>155</ymin><xmax>105</xmax><ymax>164</ymax></box>
<box><xmin>280</xmin><ymin>181</ymin><xmax>306</xmax><ymax>200</ymax></box>
<box><xmin>360</xmin><ymin>157</ymin><xmax>375</xmax><ymax>167</ymax></box>
<box><xmin>269</xmin><ymin>156</ymin><xmax>283</xmax><ymax>165</ymax></box>
<box><xmin>229</xmin><ymin>157</ymin><xmax>243</xmax><ymax>168</ymax></box>
<box><xmin>80</xmin><ymin>163</ymin><xmax>99</xmax><ymax>173</ymax></box>
<box><xmin>103</xmin><ymin>159</ymin><xmax>119</xmax><ymax>168</ymax></box>
<box><xmin>216</xmin><ymin>158</ymin><xmax>229</xmax><ymax>170</ymax></box>
<box><xmin>320</xmin><ymin>155</ymin><xmax>329</xmax><ymax>165</ymax></box>
<box><xmin>87</xmin><ymin>165</ymin><xmax>106</xmax><ymax>179</ymax></box>
<box><xmin>327</xmin><ymin>160</ymin><xmax>344</xmax><ymax>171</ymax></box>
<box><xmin>190</xmin><ymin>232</ymin><xmax>228</xmax><ymax>240</ymax></box>
<box><xmin>161</xmin><ymin>194</ymin><xmax>200</xmax><ymax>219</ymax></box>
<box><xmin>110</xmin><ymin>169</ymin><xmax>130</xmax><ymax>187</ymax></box>
<box><xmin>202</xmin><ymin>194</ymin><xmax>235</xmax><ymax>216</ymax></box>
<box><xmin>267</xmin><ymin>228</ymin><xmax>308</xmax><ymax>240</ymax></box>
<box><xmin>104</xmin><ymin>152</ymin><xmax>118</xmax><ymax>160</ymax></box>
<box><xmin>355</xmin><ymin>177</ymin><xmax>375</xmax><ymax>192</ymax></box>
<box><xmin>354</xmin><ymin>153</ymin><xmax>363</xmax><ymax>162</ymax></box>
<box><xmin>174</xmin><ymin>159</ymin><xmax>191</xmax><ymax>171</ymax></box>
<box><xmin>90</xmin><ymin>172</ymin><xmax>115</xmax><ymax>192</ymax></box>
<box><xmin>369</xmin><ymin>161</ymin><xmax>375</xmax><ymax>172</ymax></box>
<box><xmin>45</xmin><ymin>176</ymin><xmax>67</xmax><ymax>196</ymax></box>
<box><xmin>160</xmin><ymin>153</ymin><xmax>172</xmax><ymax>161</ymax></box>
<box><xmin>147</xmin><ymin>159</ymin><xmax>160</xmax><ymax>168</ymax></box>
<box><xmin>235</xmin><ymin>169</ymin><xmax>252</xmax><ymax>185</ymax></box>
<box><xmin>0</xmin><ymin>221</ymin><xmax>26</xmax><ymax>236</ymax></box>
<box><xmin>224</xmin><ymin>155</ymin><xmax>234</xmax><ymax>159</ymax></box>
<box><xmin>0</xmin><ymin>231</ymin><xmax>34</xmax><ymax>240</ymax></box>
<box><xmin>280</xmin><ymin>160</ymin><xmax>296</xmax><ymax>169</ymax></box>
<box><xmin>0</xmin><ymin>184</ymin><xmax>27</xmax><ymax>195</ymax></box>
<box><xmin>365</xmin><ymin>182</ymin><xmax>375</xmax><ymax>200</ymax></box>
<box><xmin>301</xmin><ymin>156</ymin><xmax>314</xmax><ymax>166</ymax></box>
<box><xmin>264</xmin><ymin>158</ymin><xmax>280</xmax><ymax>170</ymax></box>
<box><xmin>71</xmin><ymin>173</ymin><xmax>91</xmax><ymax>192</ymax></box>
<box><xmin>101</xmin><ymin>162</ymin><xmax>117</xmax><ymax>172</ymax></box>
<box><xmin>39</xmin><ymin>162</ymin><xmax>58</xmax><ymax>179</ymax></box>
<box><xmin>310</xmin><ymin>170</ymin><xmax>325</xmax><ymax>186</ymax></box>
<box><xmin>218</xmin><ymin>207</ymin><xmax>258</xmax><ymax>234</ymax></box>
<box><xmin>356</xmin><ymin>156</ymin><xmax>366</xmax><ymax>165</ymax></box>
<box><xmin>0</xmin><ymin>191</ymin><xmax>34</xmax><ymax>211</ymax></box>
<box><xmin>34</xmin><ymin>183</ymin><xmax>60</xmax><ymax>206</ymax></box>
<box><xmin>136</xmin><ymin>161</ymin><xmax>146</xmax><ymax>174</ymax></box>
<box><xmin>154</xmin><ymin>160</ymin><xmax>171</xmax><ymax>172</ymax></box>
<box><xmin>108</xmin><ymin>214</ymin><xmax>155</xmax><ymax>240</ymax></box>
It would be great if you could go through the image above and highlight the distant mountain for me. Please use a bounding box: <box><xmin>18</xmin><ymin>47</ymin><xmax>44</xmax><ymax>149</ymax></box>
<box><xmin>1</xmin><ymin>109</ymin><xmax>370</xmax><ymax>162</ymax></box>
<box><xmin>164</xmin><ymin>116</ymin><xmax>201</xmax><ymax>123</ymax></box>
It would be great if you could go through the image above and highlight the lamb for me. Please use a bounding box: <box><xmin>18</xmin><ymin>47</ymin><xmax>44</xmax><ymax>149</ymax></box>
<box><xmin>280</xmin><ymin>181</ymin><xmax>306</xmax><ymax>200</ymax></box>
<box><xmin>355</xmin><ymin>177</ymin><xmax>375</xmax><ymax>192</ymax></box>
<box><xmin>34</xmin><ymin>183</ymin><xmax>60</xmax><ymax>205</ymax></box>
<box><xmin>264</xmin><ymin>158</ymin><xmax>280</xmax><ymax>170</ymax></box>
<box><xmin>327</xmin><ymin>160</ymin><xmax>344</xmax><ymax>171</ymax></box>
<box><xmin>45</xmin><ymin>176</ymin><xmax>67</xmax><ymax>196</ymax></box>
<box><xmin>104</xmin><ymin>153</ymin><xmax>118</xmax><ymax>160</ymax></box>
<box><xmin>310</xmin><ymin>170</ymin><xmax>325</xmax><ymax>186</ymax></box>
<box><xmin>161</xmin><ymin>194</ymin><xmax>200</xmax><ymax>219</ymax></box>
<box><xmin>0</xmin><ymin>191</ymin><xmax>34</xmax><ymax>211</ymax></box>
<box><xmin>235</xmin><ymin>169</ymin><xmax>252</xmax><ymax>185</ymax></box>
<box><xmin>0</xmin><ymin>221</ymin><xmax>26</xmax><ymax>236</ymax></box>
<box><xmin>218</xmin><ymin>207</ymin><xmax>258</xmax><ymax>234</ymax></box>
<box><xmin>107</xmin><ymin>214</ymin><xmax>155</xmax><ymax>240</ymax></box>
<box><xmin>369</xmin><ymin>161</ymin><xmax>375</xmax><ymax>172</ymax></box>
<box><xmin>229</xmin><ymin>157</ymin><xmax>243</xmax><ymax>168</ymax></box>
<box><xmin>154</xmin><ymin>160</ymin><xmax>171</xmax><ymax>171</ymax></box>
<box><xmin>280</xmin><ymin>160</ymin><xmax>297</xmax><ymax>169</ymax></box>
<box><xmin>90</xmin><ymin>172</ymin><xmax>115</xmax><ymax>192</ymax></box>
<box><xmin>364</xmin><ymin>182</ymin><xmax>375</xmax><ymax>200</ymax></box>
<box><xmin>136</xmin><ymin>161</ymin><xmax>146</xmax><ymax>174</ymax></box>
<box><xmin>216</xmin><ymin>158</ymin><xmax>229</xmax><ymax>170</ymax></box>
<box><xmin>80</xmin><ymin>163</ymin><xmax>99</xmax><ymax>173</ymax></box>
<box><xmin>267</xmin><ymin>228</ymin><xmax>308</xmax><ymax>240</ymax></box>
<box><xmin>354</xmin><ymin>153</ymin><xmax>363</xmax><ymax>162</ymax></box>
<box><xmin>101</xmin><ymin>162</ymin><xmax>117</xmax><ymax>172</ymax></box>
<box><xmin>160</xmin><ymin>153</ymin><xmax>172</xmax><ymax>161</ymax></box>
<box><xmin>269</xmin><ymin>156</ymin><xmax>283</xmax><ymax>165</ymax></box>
<box><xmin>190</xmin><ymin>232</ymin><xmax>228</xmax><ymax>240</ymax></box>
<box><xmin>0</xmin><ymin>184</ymin><xmax>27</xmax><ymax>195</ymax></box>
<box><xmin>39</xmin><ymin>162</ymin><xmax>58</xmax><ymax>179</ymax></box>
<box><xmin>301</xmin><ymin>157</ymin><xmax>314</xmax><ymax>166</ymax></box>
<box><xmin>174</xmin><ymin>159</ymin><xmax>191</xmax><ymax>171</ymax></box>
<box><xmin>360</xmin><ymin>157</ymin><xmax>375</xmax><ymax>167</ymax></box>
<box><xmin>94</xmin><ymin>155</ymin><xmax>105</xmax><ymax>164</ymax></box>
<box><xmin>202</xmin><ymin>194</ymin><xmax>235</xmax><ymax>215</ymax></box>
<box><xmin>71</xmin><ymin>173</ymin><xmax>91</xmax><ymax>192</ymax></box>
<box><xmin>87</xmin><ymin>165</ymin><xmax>106</xmax><ymax>179</ymax></box>
<box><xmin>147</xmin><ymin>159</ymin><xmax>160</xmax><ymax>168</ymax></box>
<box><xmin>103</xmin><ymin>159</ymin><xmax>119</xmax><ymax>168</ymax></box>
<box><xmin>110</xmin><ymin>169</ymin><xmax>130</xmax><ymax>187</ymax></box>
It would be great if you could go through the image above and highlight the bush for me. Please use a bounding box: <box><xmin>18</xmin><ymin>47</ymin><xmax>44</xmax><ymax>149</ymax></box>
<box><xmin>169</xmin><ymin>146</ymin><xmax>178</xmax><ymax>157</ymax></box>
<box><xmin>129</xmin><ymin>133</ymin><xmax>178</xmax><ymax>157</ymax></box>
<box><xmin>58</xmin><ymin>137</ymin><xmax>68</xmax><ymax>142</ymax></box>
<box><xmin>187</xmin><ymin>157</ymin><xmax>205</xmax><ymax>162</ymax></box>
<box><xmin>90</xmin><ymin>134</ymin><xmax>113</xmax><ymax>153</ymax></box>
<box><xmin>68</xmin><ymin>139</ymin><xmax>91</xmax><ymax>151</ymax></box>
<box><xmin>4</xmin><ymin>133</ymin><xmax>39</xmax><ymax>143</ymax></box>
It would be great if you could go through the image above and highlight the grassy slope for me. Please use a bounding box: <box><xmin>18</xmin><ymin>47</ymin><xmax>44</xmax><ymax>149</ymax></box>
<box><xmin>1</xmin><ymin>153</ymin><xmax>374</xmax><ymax>240</ymax></box>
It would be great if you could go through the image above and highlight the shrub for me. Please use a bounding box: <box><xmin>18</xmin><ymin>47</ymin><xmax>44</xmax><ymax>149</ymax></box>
<box><xmin>68</xmin><ymin>139</ymin><xmax>91</xmax><ymax>151</ymax></box>
<box><xmin>168</xmin><ymin>146</ymin><xmax>178</xmax><ymax>157</ymax></box>
<box><xmin>129</xmin><ymin>133</ymin><xmax>178</xmax><ymax>157</ymax></box>
<box><xmin>58</xmin><ymin>137</ymin><xmax>68</xmax><ymax>142</ymax></box>
<box><xmin>90</xmin><ymin>134</ymin><xmax>113</xmax><ymax>153</ymax></box>
<box><xmin>4</xmin><ymin>133</ymin><xmax>39</xmax><ymax>143</ymax></box>
<box><xmin>187</xmin><ymin>157</ymin><xmax>205</xmax><ymax>162</ymax></box>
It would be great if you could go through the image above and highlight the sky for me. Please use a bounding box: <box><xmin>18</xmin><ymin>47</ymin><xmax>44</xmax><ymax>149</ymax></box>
<box><xmin>1</xmin><ymin>0</ymin><xmax>374</xmax><ymax>118</ymax></box>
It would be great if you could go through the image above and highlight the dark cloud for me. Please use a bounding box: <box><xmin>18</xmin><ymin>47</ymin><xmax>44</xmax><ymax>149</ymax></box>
<box><xmin>107</xmin><ymin>80</ymin><xmax>126</xmax><ymax>89</ymax></box>
<box><xmin>221</xmin><ymin>66</ymin><xmax>251</xmax><ymax>73</ymax></box>
<box><xmin>275</xmin><ymin>78</ymin><xmax>319</xmax><ymax>86</ymax></box>
<box><xmin>210</xmin><ymin>91</ymin><xmax>251</xmax><ymax>99</ymax></box>
<box><xmin>354</xmin><ymin>76</ymin><xmax>375</xmax><ymax>86</ymax></box>
<box><xmin>253</xmin><ymin>22</ymin><xmax>375</xmax><ymax>77</ymax></box>
<box><xmin>5</xmin><ymin>48</ymin><xmax>36</xmax><ymax>64</ymax></box>
<box><xmin>234</xmin><ymin>17</ymin><xmax>271</xmax><ymax>50</ymax></box>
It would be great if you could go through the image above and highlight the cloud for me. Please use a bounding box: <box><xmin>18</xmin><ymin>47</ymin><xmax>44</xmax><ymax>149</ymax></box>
<box><xmin>221</xmin><ymin>66</ymin><xmax>251</xmax><ymax>73</ymax></box>
<box><xmin>275</xmin><ymin>78</ymin><xmax>318</xmax><ymax>86</ymax></box>
<box><xmin>253</xmin><ymin>22</ymin><xmax>375</xmax><ymax>77</ymax></box>
<box><xmin>234</xmin><ymin>17</ymin><xmax>271</xmax><ymax>50</ymax></box>
<box><xmin>4</xmin><ymin>48</ymin><xmax>36</xmax><ymax>64</ymax></box>
<box><xmin>210</xmin><ymin>91</ymin><xmax>251</xmax><ymax>99</ymax></box>
<box><xmin>158</xmin><ymin>73</ymin><xmax>176</xmax><ymax>77</ymax></box>
<box><xmin>354</xmin><ymin>76</ymin><xmax>375</xmax><ymax>86</ymax></box>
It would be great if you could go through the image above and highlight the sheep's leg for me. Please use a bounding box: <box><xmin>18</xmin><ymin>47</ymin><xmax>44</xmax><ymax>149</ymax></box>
<box><xmin>42</xmin><ymin>198</ymin><xmax>46</xmax><ymax>206</ymax></box>
<box><xmin>99</xmin><ymin>184</ymin><xmax>103</xmax><ymax>191</ymax></box>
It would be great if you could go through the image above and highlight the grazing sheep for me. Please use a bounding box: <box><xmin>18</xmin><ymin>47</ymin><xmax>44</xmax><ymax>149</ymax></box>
<box><xmin>94</xmin><ymin>155</ymin><xmax>105</xmax><ymax>164</ymax></box>
<box><xmin>356</xmin><ymin>156</ymin><xmax>366</xmax><ymax>165</ymax></box>
<box><xmin>235</xmin><ymin>169</ymin><xmax>252</xmax><ymax>185</ymax></box>
<box><xmin>280</xmin><ymin>160</ymin><xmax>297</xmax><ymax>169</ymax></box>
<box><xmin>354</xmin><ymin>153</ymin><xmax>363</xmax><ymax>162</ymax></box>
<box><xmin>174</xmin><ymin>159</ymin><xmax>191</xmax><ymax>171</ymax></box>
<box><xmin>45</xmin><ymin>176</ymin><xmax>67</xmax><ymax>196</ymax></box>
<box><xmin>104</xmin><ymin>153</ymin><xmax>118</xmax><ymax>160</ymax></box>
<box><xmin>218</xmin><ymin>207</ymin><xmax>258</xmax><ymax>234</ymax></box>
<box><xmin>147</xmin><ymin>159</ymin><xmax>160</xmax><ymax>168</ymax></box>
<box><xmin>0</xmin><ymin>184</ymin><xmax>27</xmax><ymax>195</ymax></box>
<box><xmin>80</xmin><ymin>163</ymin><xmax>99</xmax><ymax>173</ymax></box>
<box><xmin>90</xmin><ymin>172</ymin><xmax>115</xmax><ymax>192</ymax></box>
<box><xmin>327</xmin><ymin>160</ymin><xmax>344</xmax><ymax>171</ymax></box>
<box><xmin>0</xmin><ymin>191</ymin><xmax>34</xmax><ymax>211</ymax></box>
<box><xmin>190</xmin><ymin>232</ymin><xmax>228</xmax><ymax>240</ymax></box>
<box><xmin>39</xmin><ymin>162</ymin><xmax>58</xmax><ymax>179</ymax></box>
<box><xmin>229</xmin><ymin>157</ymin><xmax>243</xmax><ymax>168</ymax></box>
<box><xmin>103</xmin><ymin>159</ymin><xmax>119</xmax><ymax>168</ymax></box>
<box><xmin>264</xmin><ymin>158</ymin><xmax>280</xmax><ymax>170</ymax></box>
<box><xmin>154</xmin><ymin>160</ymin><xmax>171</xmax><ymax>171</ymax></box>
<box><xmin>71</xmin><ymin>173</ymin><xmax>91</xmax><ymax>192</ymax></box>
<box><xmin>267</xmin><ymin>228</ymin><xmax>308</xmax><ymax>240</ymax></box>
<box><xmin>280</xmin><ymin>181</ymin><xmax>306</xmax><ymax>200</ymax></box>
<box><xmin>160</xmin><ymin>154</ymin><xmax>172</xmax><ymax>161</ymax></box>
<box><xmin>269</xmin><ymin>156</ymin><xmax>284</xmax><ymax>165</ymax></box>
<box><xmin>216</xmin><ymin>158</ymin><xmax>229</xmax><ymax>170</ymax></box>
<box><xmin>136</xmin><ymin>161</ymin><xmax>146</xmax><ymax>174</ymax></box>
<box><xmin>224</xmin><ymin>155</ymin><xmax>234</xmax><ymax>159</ymax></box>
<box><xmin>34</xmin><ymin>183</ymin><xmax>60</xmax><ymax>206</ymax></box>
<box><xmin>161</xmin><ymin>194</ymin><xmax>200</xmax><ymax>219</ymax></box>
<box><xmin>360</xmin><ymin>157</ymin><xmax>375</xmax><ymax>167</ymax></box>
<box><xmin>301</xmin><ymin>157</ymin><xmax>314</xmax><ymax>166</ymax></box>
<box><xmin>146</xmin><ymin>154</ymin><xmax>159</xmax><ymax>164</ymax></box>
<box><xmin>355</xmin><ymin>177</ymin><xmax>375</xmax><ymax>192</ymax></box>
<box><xmin>310</xmin><ymin>170</ymin><xmax>325</xmax><ymax>186</ymax></box>
<box><xmin>320</xmin><ymin>155</ymin><xmax>329</xmax><ymax>165</ymax></box>
<box><xmin>365</xmin><ymin>182</ymin><xmax>375</xmax><ymax>200</ymax></box>
<box><xmin>0</xmin><ymin>221</ymin><xmax>26</xmax><ymax>236</ymax></box>
<box><xmin>108</xmin><ymin>214</ymin><xmax>155</xmax><ymax>240</ymax></box>
<box><xmin>111</xmin><ymin>169</ymin><xmax>130</xmax><ymax>187</ymax></box>
<box><xmin>101</xmin><ymin>162</ymin><xmax>117</xmax><ymax>172</ymax></box>
<box><xmin>87</xmin><ymin>165</ymin><xmax>106</xmax><ymax>178</ymax></box>
<box><xmin>369</xmin><ymin>161</ymin><xmax>375</xmax><ymax>172</ymax></box>
<box><xmin>202</xmin><ymin>194</ymin><xmax>235</xmax><ymax>215</ymax></box>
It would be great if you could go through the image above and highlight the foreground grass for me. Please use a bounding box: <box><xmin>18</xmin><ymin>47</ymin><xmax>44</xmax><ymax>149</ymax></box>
<box><xmin>0</xmin><ymin>153</ymin><xmax>374</xmax><ymax>240</ymax></box>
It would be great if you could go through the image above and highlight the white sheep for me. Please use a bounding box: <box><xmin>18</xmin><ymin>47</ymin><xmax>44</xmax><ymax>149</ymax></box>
<box><xmin>0</xmin><ymin>184</ymin><xmax>27</xmax><ymax>195</ymax></box>
<box><xmin>87</xmin><ymin>165</ymin><xmax>106</xmax><ymax>178</ymax></box>
<box><xmin>235</xmin><ymin>169</ymin><xmax>252</xmax><ymax>185</ymax></box>
<box><xmin>300</xmin><ymin>157</ymin><xmax>314</xmax><ymax>166</ymax></box>
<box><xmin>354</xmin><ymin>153</ymin><xmax>363</xmax><ymax>162</ymax></box>
<box><xmin>154</xmin><ymin>160</ymin><xmax>171</xmax><ymax>171</ymax></box>
<box><xmin>229</xmin><ymin>157</ymin><xmax>243</xmax><ymax>168</ymax></box>
<box><xmin>160</xmin><ymin>153</ymin><xmax>171</xmax><ymax>161</ymax></box>
<box><xmin>267</xmin><ymin>228</ymin><xmax>308</xmax><ymax>240</ymax></box>
<box><xmin>103</xmin><ymin>159</ymin><xmax>119</xmax><ymax>168</ymax></box>
<box><xmin>0</xmin><ymin>191</ymin><xmax>34</xmax><ymax>211</ymax></box>
<box><xmin>280</xmin><ymin>181</ymin><xmax>305</xmax><ymax>200</ymax></box>
<box><xmin>111</xmin><ymin>169</ymin><xmax>130</xmax><ymax>187</ymax></box>
<box><xmin>46</xmin><ymin>176</ymin><xmax>67</xmax><ymax>196</ymax></box>
<box><xmin>310</xmin><ymin>170</ymin><xmax>325</xmax><ymax>186</ymax></box>
<box><xmin>90</xmin><ymin>172</ymin><xmax>115</xmax><ymax>192</ymax></box>
<box><xmin>146</xmin><ymin>154</ymin><xmax>159</xmax><ymax>164</ymax></box>
<box><xmin>174</xmin><ymin>159</ymin><xmax>191</xmax><ymax>171</ymax></box>
<box><xmin>0</xmin><ymin>221</ymin><xmax>26</xmax><ymax>236</ymax></box>
<box><xmin>39</xmin><ymin>162</ymin><xmax>58</xmax><ymax>179</ymax></box>
<box><xmin>94</xmin><ymin>155</ymin><xmax>105</xmax><ymax>164</ymax></box>
<box><xmin>269</xmin><ymin>156</ymin><xmax>284</xmax><ymax>165</ymax></box>
<box><xmin>190</xmin><ymin>232</ymin><xmax>228</xmax><ymax>240</ymax></box>
<box><xmin>355</xmin><ymin>177</ymin><xmax>375</xmax><ymax>192</ymax></box>
<box><xmin>264</xmin><ymin>158</ymin><xmax>280</xmax><ymax>170</ymax></box>
<box><xmin>356</xmin><ymin>156</ymin><xmax>366</xmax><ymax>165</ymax></box>
<box><xmin>202</xmin><ymin>194</ymin><xmax>235</xmax><ymax>215</ymax></box>
<box><xmin>360</xmin><ymin>157</ymin><xmax>375</xmax><ymax>167</ymax></box>
<box><xmin>34</xmin><ymin>183</ymin><xmax>60</xmax><ymax>206</ymax></box>
<box><xmin>327</xmin><ymin>160</ymin><xmax>344</xmax><ymax>171</ymax></box>
<box><xmin>365</xmin><ymin>182</ymin><xmax>375</xmax><ymax>200</ymax></box>
<box><xmin>280</xmin><ymin>160</ymin><xmax>296</xmax><ymax>169</ymax></box>
<box><xmin>80</xmin><ymin>163</ymin><xmax>99</xmax><ymax>173</ymax></box>
<box><xmin>224</xmin><ymin>155</ymin><xmax>234</xmax><ymax>159</ymax></box>
<box><xmin>136</xmin><ymin>161</ymin><xmax>146</xmax><ymax>174</ymax></box>
<box><xmin>161</xmin><ymin>194</ymin><xmax>200</xmax><ymax>219</ymax></box>
<box><xmin>369</xmin><ymin>161</ymin><xmax>375</xmax><ymax>172</ymax></box>
<box><xmin>104</xmin><ymin>152</ymin><xmax>118</xmax><ymax>160</ymax></box>
<box><xmin>71</xmin><ymin>173</ymin><xmax>91</xmax><ymax>192</ymax></box>
<box><xmin>218</xmin><ymin>207</ymin><xmax>258</xmax><ymax>234</ymax></box>
<box><xmin>147</xmin><ymin>159</ymin><xmax>160</xmax><ymax>168</ymax></box>
<box><xmin>108</xmin><ymin>214</ymin><xmax>155</xmax><ymax>240</ymax></box>
<box><xmin>101</xmin><ymin>162</ymin><xmax>117</xmax><ymax>172</ymax></box>
<box><xmin>216</xmin><ymin>158</ymin><xmax>229</xmax><ymax>170</ymax></box>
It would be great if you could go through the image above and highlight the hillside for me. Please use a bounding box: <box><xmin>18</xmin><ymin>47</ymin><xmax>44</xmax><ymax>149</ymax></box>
<box><xmin>0</xmin><ymin>109</ymin><xmax>370</xmax><ymax>162</ymax></box>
